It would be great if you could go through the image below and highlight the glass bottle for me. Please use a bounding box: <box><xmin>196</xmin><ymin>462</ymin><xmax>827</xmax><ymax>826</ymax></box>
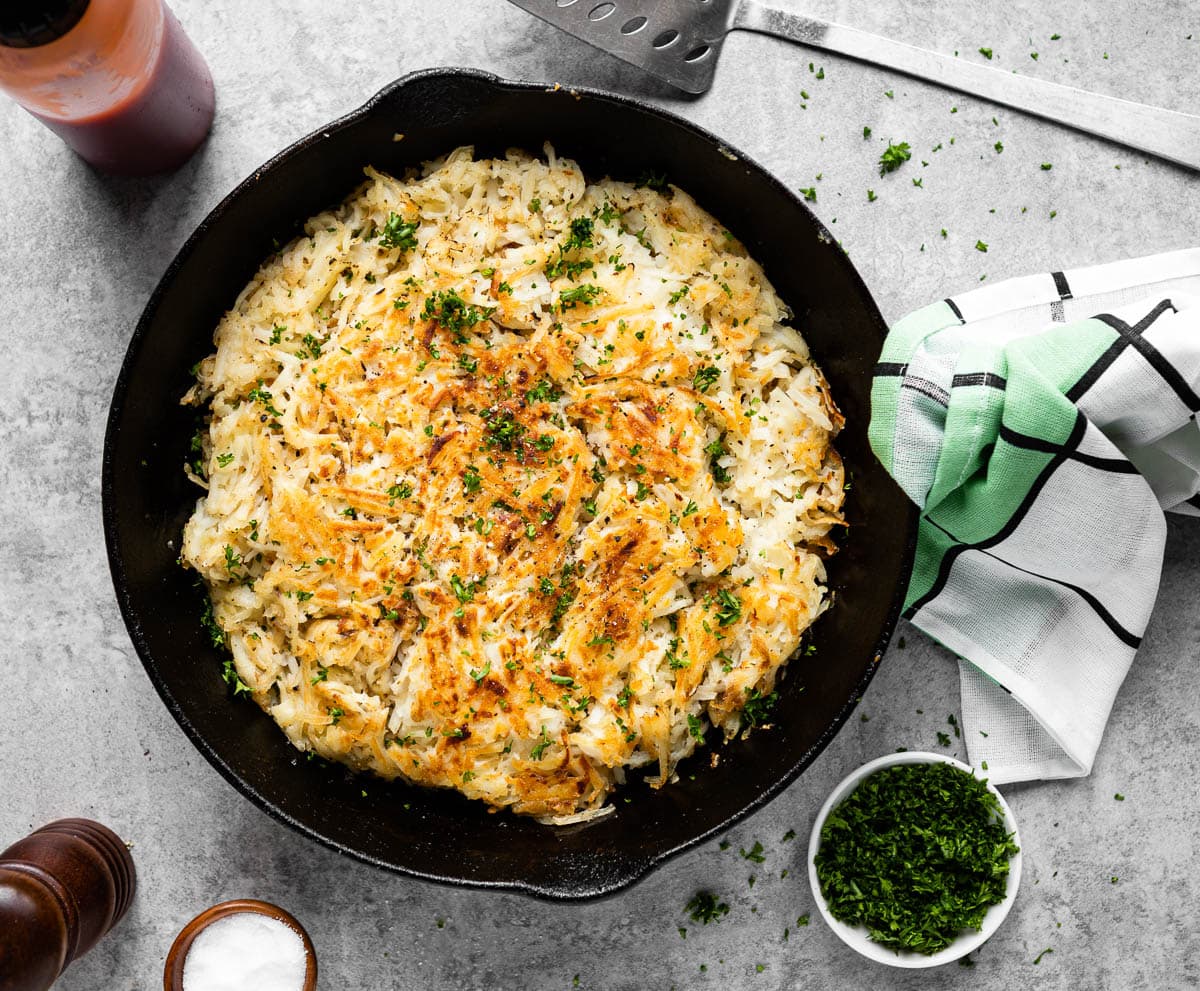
<box><xmin>0</xmin><ymin>0</ymin><xmax>215</xmax><ymax>176</ymax></box>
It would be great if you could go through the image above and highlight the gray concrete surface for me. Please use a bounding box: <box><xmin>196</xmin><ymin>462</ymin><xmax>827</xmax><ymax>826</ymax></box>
<box><xmin>1</xmin><ymin>1</ymin><xmax>1198</xmax><ymax>988</ymax></box>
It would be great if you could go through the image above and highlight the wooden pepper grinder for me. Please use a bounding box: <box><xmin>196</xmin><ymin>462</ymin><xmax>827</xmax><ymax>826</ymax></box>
<box><xmin>0</xmin><ymin>818</ymin><xmax>136</xmax><ymax>991</ymax></box>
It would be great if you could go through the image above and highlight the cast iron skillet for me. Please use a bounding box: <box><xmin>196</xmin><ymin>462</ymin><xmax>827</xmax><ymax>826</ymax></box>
<box><xmin>103</xmin><ymin>67</ymin><xmax>916</xmax><ymax>900</ymax></box>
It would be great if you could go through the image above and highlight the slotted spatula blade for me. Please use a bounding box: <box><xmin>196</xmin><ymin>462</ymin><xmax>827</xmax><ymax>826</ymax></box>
<box><xmin>506</xmin><ymin>0</ymin><xmax>1200</xmax><ymax>170</ymax></box>
<box><xmin>507</xmin><ymin>0</ymin><xmax>734</xmax><ymax>94</ymax></box>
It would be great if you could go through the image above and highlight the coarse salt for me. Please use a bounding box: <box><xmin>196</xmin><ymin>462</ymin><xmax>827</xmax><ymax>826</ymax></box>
<box><xmin>182</xmin><ymin>911</ymin><xmax>306</xmax><ymax>991</ymax></box>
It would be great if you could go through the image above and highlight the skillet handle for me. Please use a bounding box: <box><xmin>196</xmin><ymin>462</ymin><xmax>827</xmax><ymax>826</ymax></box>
<box><xmin>522</xmin><ymin>849</ymin><xmax>658</xmax><ymax>901</ymax></box>
<box><xmin>365</xmin><ymin>67</ymin><xmax>505</xmax><ymax>127</ymax></box>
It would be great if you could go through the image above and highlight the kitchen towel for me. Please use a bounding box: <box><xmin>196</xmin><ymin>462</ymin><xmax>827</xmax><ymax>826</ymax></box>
<box><xmin>869</xmin><ymin>247</ymin><xmax>1200</xmax><ymax>783</ymax></box>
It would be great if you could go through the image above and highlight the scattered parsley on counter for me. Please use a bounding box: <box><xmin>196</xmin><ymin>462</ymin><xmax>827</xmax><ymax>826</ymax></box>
<box><xmin>879</xmin><ymin>141</ymin><xmax>912</xmax><ymax>176</ymax></box>
<box><xmin>686</xmin><ymin>892</ymin><xmax>730</xmax><ymax>924</ymax></box>
<box><xmin>740</xmin><ymin>840</ymin><xmax>766</xmax><ymax>863</ymax></box>
<box><xmin>1041</xmin><ymin>162</ymin><xmax>1053</xmax><ymax>170</ymax></box>
<box><xmin>1114</xmin><ymin>792</ymin><xmax>1125</xmax><ymax>801</ymax></box>
<box><xmin>976</xmin><ymin>240</ymin><xmax>989</xmax><ymax>252</ymax></box>
<box><xmin>867</xmin><ymin>189</ymin><xmax>877</xmax><ymax>203</ymax></box>
<box><xmin>814</xmin><ymin>762</ymin><xmax>1019</xmax><ymax>954</ymax></box>
<box><xmin>1034</xmin><ymin>947</ymin><xmax>1054</xmax><ymax>964</ymax></box>
<box><xmin>863</xmin><ymin>125</ymin><xmax>872</xmax><ymax>139</ymax></box>
<box><xmin>994</xmin><ymin>140</ymin><xmax>1004</xmax><ymax>153</ymax></box>
<box><xmin>979</xmin><ymin>47</ymin><xmax>993</xmax><ymax>59</ymax></box>
<box><xmin>800</xmin><ymin>186</ymin><xmax>817</xmax><ymax>202</ymax></box>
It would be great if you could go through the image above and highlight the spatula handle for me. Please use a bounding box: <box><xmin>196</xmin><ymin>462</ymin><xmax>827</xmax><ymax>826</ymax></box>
<box><xmin>733</xmin><ymin>0</ymin><xmax>1200</xmax><ymax>171</ymax></box>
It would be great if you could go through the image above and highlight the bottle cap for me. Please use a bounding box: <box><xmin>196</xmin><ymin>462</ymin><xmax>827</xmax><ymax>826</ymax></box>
<box><xmin>0</xmin><ymin>0</ymin><xmax>90</xmax><ymax>49</ymax></box>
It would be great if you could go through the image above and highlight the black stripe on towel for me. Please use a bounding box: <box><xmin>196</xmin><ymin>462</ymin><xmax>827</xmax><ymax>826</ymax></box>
<box><xmin>901</xmin><ymin>376</ymin><xmax>950</xmax><ymax>406</ymax></box>
<box><xmin>915</xmin><ymin>506</ymin><xmax>1143</xmax><ymax>650</ymax></box>
<box><xmin>944</xmin><ymin>297</ymin><xmax>965</xmax><ymax>322</ymax></box>
<box><xmin>1066</xmin><ymin>299</ymin><xmax>1180</xmax><ymax>402</ymax></box>
<box><xmin>905</xmin><ymin>411</ymin><xmax>1087</xmax><ymax>619</ymax></box>
<box><xmin>874</xmin><ymin>362</ymin><xmax>909</xmax><ymax>377</ymax></box>
<box><xmin>1051</xmin><ymin>270</ymin><xmax>1073</xmax><ymax>300</ymax></box>
<box><xmin>952</xmin><ymin>372</ymin><xmax>1008</xmax><ymax>390</ymax></box>
<box><xmin>998</xmin><ymin>425</ymin><xmax>1138</xmax><ymax>474</ymax></box>
<box><xmin>1093</xmin><ymin>305</ymin><xmax>1199</xmax><ymax>412</ymax></box>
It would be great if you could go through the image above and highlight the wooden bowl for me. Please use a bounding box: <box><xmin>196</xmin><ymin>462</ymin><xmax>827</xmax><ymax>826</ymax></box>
<box><xmin>163</xmin><ymin>899</ymin><xmax>317</xmax><ymax>991</ymax></box>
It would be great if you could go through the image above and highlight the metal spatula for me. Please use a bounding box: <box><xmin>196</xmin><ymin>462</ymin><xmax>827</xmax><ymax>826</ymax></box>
<box><xmin>506</xmin><ymin>0</ymin><xmax>1200</xmax><ymax>171</ymax></box>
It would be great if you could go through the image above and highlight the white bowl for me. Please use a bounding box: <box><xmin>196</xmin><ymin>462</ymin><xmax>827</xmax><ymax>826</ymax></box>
<box><xmin>807</xmin><ymin>751</ymin><xmax>1022</xmax><ymax>968</ymax></box>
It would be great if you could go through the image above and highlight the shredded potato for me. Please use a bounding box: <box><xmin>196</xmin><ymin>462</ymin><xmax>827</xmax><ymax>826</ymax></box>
<box><xmin>181</xmin><ymin>146</ymin><xmax>845</xmax><ymax>819</ymax></box>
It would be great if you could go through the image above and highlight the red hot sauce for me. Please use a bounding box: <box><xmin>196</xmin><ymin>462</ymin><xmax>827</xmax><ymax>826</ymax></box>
<box><xmin>0</xmin><ymin>0</ymin><xmax>215</xmax><ymax>176</ymax></box>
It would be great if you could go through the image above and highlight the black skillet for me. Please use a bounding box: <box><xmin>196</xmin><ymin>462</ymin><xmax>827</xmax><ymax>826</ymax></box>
<box><xmin>102</xmin><ymin>68</ymin><xmax>916</xmax><ymax>900</ymax></box>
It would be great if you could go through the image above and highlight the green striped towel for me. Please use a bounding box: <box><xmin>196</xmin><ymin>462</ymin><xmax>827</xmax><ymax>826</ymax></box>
<box><xmin>870</xmin><ymin>247</ymin><xmax>1200</xmax><ymax>782</ymax></box>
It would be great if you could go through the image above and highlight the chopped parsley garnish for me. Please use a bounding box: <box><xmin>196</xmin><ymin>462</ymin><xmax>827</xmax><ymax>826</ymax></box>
<box><xmin>462</xmin><ymin>465</ymin><xmax>482</xmax><ymax>495</ymax></box>
<box><xmin>311</xmin><ymin>665</ymin><xmax>328</xmax><ymax>685</ymax></box>
<box><xmin>524</xmin><ymin>377</ymin><xmax>561</xmax><ymax>405</ymax></box>
<box><xmin>558</xmin><ymin>283</ymin><xmax>601</xmax><ymax>311</ymax></box>
<box><xmin>530</xmin><ymin>726</ymin><xmax>552</xmax><ymax>759</ymax></box>
<box><xmin>742</xmin><ymin>688</ymin><xmax>778</xmax><ymax>727</ymax></box>
<box><xmin>706</xmin><ymin>436</ymin><xmax>731</xmax><ymax>484</ymax></box>
<box><xmin>528</xmin><ymin>197</ymin><xmax>541</xmax><ymax>213</ymax></box>
<box><xmin>247</xmin><ymin>380</ymin><xmax>282</xmax><ymax>418</ymax></box>
<box><xmin>668</xmin><ymin>285</ymin><xmax>690</xmax><ymax>305</ymax></box>
<box><xmin>457</xmin><ymin>353</ymin><xmax>478</xmax><ymax>374</ymax></box>
<box><xmin>814</xmin><ymin>762</ymin><xmax>1019</xmax><ymax>955</ymax></box>
<box><xmin>714</xmin><ymin>589</ymin><xmax>742</xmax><ymax>626</ymax></box>
<box><xmin>469</xmin><ymin>662</ymin><xmax>491</xmax><ymax>683</ymax></box>
<box><xmin>567</xmin><ymin>216</ymin><xmax>595</xmax><ymax>250</ymax></box>
<box><xmin>328</xmin><ymin>706</ymin><xmax>344</xmax><ymax>725</ymax></box>
<box><xmin>482</xmin><ymin>407</ymin><xmax>526</xmax><ymax>451</ymax></box>
<box><xmin>449</xmin><ymin>574</ymin><xmax>480</xmax><ymax>603</ymax></box>
<box><xmin>682</xmin><ymin>500</ymin><xmax>699</xmax><ymax>517</ymax></box>
<box><xmin>221</xmin><ymin>656</ymin><xmax>250</xmax><ymax>695</ymax></box>
<box><xmin>422</xmin><ymin>289</ymin><xmax>495</xmax><ymax>342</ymax></box>
<box><xmin>687</xmin><ymin>713</ymin><xmax>706</xmax><ymax>743</ymax></box>
<box><xmin>692</xmin><ymin>365</ymin><xmax>720</xmax><ymax>393</ymax></box>
<box><xmin>200</xmin><ymin>595</ymin><xmax>227</xmax><ymax>649</ymax></box>
<box><xmin>386</xmin><ymin>481</ymin><xmax>412</xmax><ymax>504</ymax></box>
<box><xmin>635</xmin><ymin>170</ymin><xmax>669</xmax><ymax>191</ymax></box>
<box><xmin>215</xmin><ymin>452</ymin><xmax>234</xmax><ymax>468</ymax></box>
<box><xmin>878</xmin><ymin>141</ymin><xmax>913</xmax><ymax>176</ymax></box>
<box><xmin>549</xmin><ymin>673</ymin><xmax>576</xmax><ymax>687</ymax></box>
<box><xmin>377</xmin><ymin>212</ymin><xmax>420</xmax><ymax>251</ymax></box>
<box><xmin>685</xmin><ymin>892</ymin><xmax>730</xmax><ymax>925</ymax></box>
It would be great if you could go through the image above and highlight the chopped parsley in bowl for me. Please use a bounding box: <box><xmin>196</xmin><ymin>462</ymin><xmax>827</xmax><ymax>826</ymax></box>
<box><xmin>807</xmin><ymin>752</ymin><xmax>1021</xmax><ymax>967</ymax></box>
